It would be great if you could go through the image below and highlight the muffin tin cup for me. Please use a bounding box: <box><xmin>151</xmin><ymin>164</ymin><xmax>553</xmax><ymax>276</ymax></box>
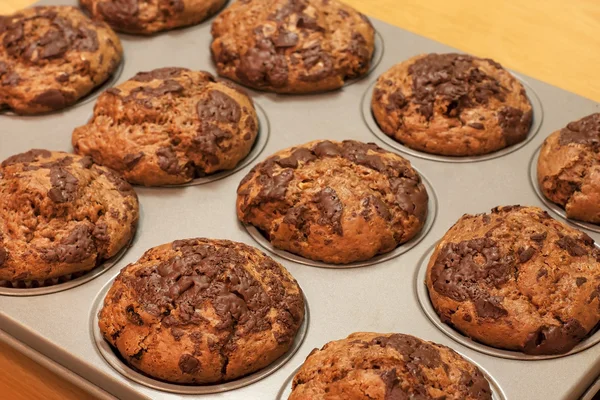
<box><xmin>0</xmin><ymin>236</ymin><xmax>133</xmax><ymax>297</ymax></box>
<box><xmin>0</xmin><ymin>57</ymin><xmax>125</xmax><ymax>117</ymax></box>
<box><xmin>90</xmin><ymin>278</ymin><xmax>310</xmax><ymax>395</ymax></box>
<box><xmin>243</xmin><ymin>169</ymin><xmax>438</xmax><ymax>269</ymax></box>
<box><xmin>528</xmin><ymin>146</ymin><xmax>600</xmax><ymax>233</ymax></box>
<box><xmin>361</xmin><ymin>74</ymin><xmax>544</xmax><ymax>163</ymax></box>
<box><xmin>275</xmin><ymin>354</ymin><xmax>507</xmax><ymax>400</ymax></box>
<box><xmin>415</xmin><ymin>243</ymin><xmax>600</xmax><ymax>360</ymax></box>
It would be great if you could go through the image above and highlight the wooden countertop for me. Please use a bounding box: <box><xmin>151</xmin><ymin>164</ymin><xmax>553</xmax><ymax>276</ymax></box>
<box><xmin>0</xmin><ymin>1</ymin><xmax>599</xmax><ymax>399</ymax></box>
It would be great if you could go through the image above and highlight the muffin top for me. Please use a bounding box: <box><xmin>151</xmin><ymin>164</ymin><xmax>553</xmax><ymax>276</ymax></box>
<box><xmin>80</xmin><ymin>0</ymin><xmax>227</xmax><ymax>35</ymax></box>
<box><xmin>98</xmin><ymin>238</ymin><xmax>305</xmax><ymax>384</ymax></box>
<box><xmin>0</xmin><ymin>6</ymin><xmax>122</xmax><ymax>114</ymax></box>
<box><xmin>372</xmin><ymin>53</ymin><xmax>533</xmax><ymax>156</ymax></box>
<box><xmin>290</xmin><ymin>332</ymin><xmax>492</xmax><ymax>400</ymax></box>
<box><xmin>237</xmin><ymin>140</ymin><xmax>428</xmax><ymax>264</ymax></box>
<box><xmin>426</xmin><ymin>205</ymin><xmax>600</xmax><ymax>355</ymax></box>
<box><xmin>72</xmin><ymin>68</ymin><xmax>258</xmax><ymax>186</ymax></box>
<box><xmin>537</xmin><ymin>113</ymin><xmax>600</xmax><ymax>224</ymax></box>
<box><xmin>0</xmin><ymin>150</ymin><xmax>138</xmax><ymax>282</ymax></box>
<box><xmin>211</xmin><ymin>0</ymin><xmax>375</xmax><ymax>93</ymax></box>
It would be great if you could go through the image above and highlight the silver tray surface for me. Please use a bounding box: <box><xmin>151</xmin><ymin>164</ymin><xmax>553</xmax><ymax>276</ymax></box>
<box><xmin>1</xmin><ymin>1</ymin><xmax>600</xmax><ymax>399</ymax></box>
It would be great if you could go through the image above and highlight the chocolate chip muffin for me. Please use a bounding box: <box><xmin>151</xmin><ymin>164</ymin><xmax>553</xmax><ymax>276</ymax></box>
<box><xmin>72</xmin><ymin>68</ymin><xmax>258</xmax><ymax>186</ymax></box>
<box><xmin>80</xmin><ymin>0</ymin><xmax>227</xmax><ymax>35</ymax></box>
<box><xmin>211</xmin><ymin>0</ymin><xmax>375</xmax><ymax>93</ymax></box>
<box><xmin>426</xmin><ymin>205</ymin><xmax>600</xmax><ymax>355</ymax></box>
<box><xmin>0</xmin><ymin>6</ymin><xmax>122</xmax><ymax>115</ymax></box>
<box><xmin>0</xmin><ymin>150</ymin><xmax>138</xmax><ymax>286</ymax></box>
<box><xmin>537</xmin><ymin>113</ymin><xmax>600</xmax><ymax>224</ymax></box>
<box><xmin>289</xmin><ymin>332</ymin><xmax>492</xmax><ymax>400</ymax></box>
<box><xmin>372</xmin><ymin>53</ymin><xmax>533</xmax><ymax>156</ymax></box>
<box><xmin>98</xmin><ymin>238</ymin><xmax>305</xmax><ymax>384</ymax></box>
<box><xmin>237</xmin><ymin>140</ymin><xmax>428</xmax><ymax>264</ymax></box>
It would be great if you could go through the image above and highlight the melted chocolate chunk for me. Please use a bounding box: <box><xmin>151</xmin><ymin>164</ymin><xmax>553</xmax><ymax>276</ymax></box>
<box><xmin>518</xmin><ymin>246</ymin><xmax>535</xmax><ymax>263</ymax></box>
<box><xmin>79</xmin><ymin>155</ymin><xmax>93</xmax><ymax>169</ymax></box>
<box><xmin>431</xmin><ymin>238</ymin><xmax>512</xmax><ymax>318</ymax></box>
<box><xmin>0</xmin><ymin>246</ymin><xmax>7</xmax><ymax>267</ymax></box>
<box><xmin>123</xmin><ymin>152</ymin><xmax>144</xmax><ymax>169</ymax></box>
<box><xmin>273</xmin><ymin>29</ymin><xmax>299</xmax><ymax>48</ymax></box>
<box><xmin>31</xmin><ymin>89</ymin><xmax>67</xmax><ymax>110</ymax></box>
<box><xmin>523</xmin><ymin>319</ymin><xmax>588</xmax><ymax>355</ymax></box>
<box><xmin>407</xmin><ymin>54</ymin><xmax>507</xmax><ymax>120</ymax></box>
<box><xmin>178</xmin><ymin>354</ymin><xmax>200</xmax><ymax>374</ymax></box>
<box><xmin>132</xmin><ymin>67</ymin><xmax>187</xmax><ymax>82</ymax></box>
<box><xmin>530</xmin><ymin>232</ymin><xmax>547</xmax><ymax>242</ymax></box>
<box><xmin>121</xmin><ymin>80</ymin><xmax>184</xmax><ymax>107</ymax></box>
<box><xmin>257</xmin><ymin>169</ymin><xmax>294</xmax><ymax>202</ymax></box>
<box><xmin>97</xmin><ymin>0</ymin><xmax>141</xmax><ymax>30</ymax></box>
<box><xmin>576</xmin><ymin>277</ymin><xmax>587</xmax><ymax>287</ymax></box>
<box><xmin>314</xmin><ymin>187</ymin><xmax>343</xmax><ymax>235</ymax></box>
<box><xmin>497</xmin><ymin>107</ymin><xmax>532</xmax><ymax>145</ymax></box>
<box><xmin>197</xmin><ymin>90</ymin><xmax>241</xmax><ymax>123</ymax></box>
<box><xmin>559</xmin><ymin>113</ymin><xmax>600</xmax><ymax>147</ymax></box>
<box><xmin>156</xmin><ymin>147</ymin><xmax>182</xmax><ymax>175</ymax></box>
<box><xmin>555</xmin><ymin>235</ymin><xmax>592</xmax><ymax>257</ymax></box>
<box><xmin>361</xmin><ymin>195</ymin><xmax>391</xmax><ymax>221</ymax></box>
<box><xmin>277</xmin><ymin>148</ymin><xmax>317</xmax><ymax>168</ymax></box>
<box><xmin>312</xmin><ymin>141</ymin><xmax>341</xmax><ymax>157</ymax></box>
<box><xmin>474</xmin><ymin>296</ymin><xmax>508</xmax><ymax>319</ymax></box>
<box><xmin>1</xmin><ymin>149</ymin><xmax>51</xmax><ymax>166</ymax></box>
<box><xmin>48</xmin><ymin>166</ymin><xmax>78</xmax><ymax>203</ymax></box>
<box><xmin>39</xmin><ymin>224</ymin><xmax>95</xmax><ymax>264</ymax></box>
<box><xmin>298</xmin><ymin>43</ymin><xmax>333</xmax><ymax>82</ymax></box>
<box><xmin>237</xmin><ymin>36</ymin><xmax>288</xmax><ymax>88</ymax></box>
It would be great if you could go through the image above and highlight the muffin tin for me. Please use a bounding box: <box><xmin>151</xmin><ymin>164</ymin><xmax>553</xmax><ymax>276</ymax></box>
<box><xmin>1</xmin><ymin>1</ymin><xmax>600</xmax><ymax>399</ymax></box>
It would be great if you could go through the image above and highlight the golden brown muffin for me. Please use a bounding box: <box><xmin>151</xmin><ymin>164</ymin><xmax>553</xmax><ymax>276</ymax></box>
<box><xmin>237</xmin><ymin>140</ymin><xmax>428</xmax><ymax>264</ymax></box>
<box><xmin>211</xmin><ymin>0</ymin><xmax>375</xmax><ymax>93</ymax></box>
<box><xmin>0</xmin><ymin>150</ymin><xmax>138</xmax><ymax>285</ymax></box>
<box><xmin>289</xmin><ymin>332</ymin><xmax>492</xmax><ymax>400</ymax></box>
<box><xmin>72</xmin><ymin>68</ymin><xmax>258</xmax><ymax>186</ymax></box>
<box><xmin>80</xmin><ymin>0</ymin><xmax>227</xmax><ymax>35</ymax></box>
<box><xmin>426</xmin><ymin>205</ymin><xmax>600</xmax><ymax>355</ymax></box>
<box><xmin>372</xmin><ymin>53</ymin><xmax>533</xmax><ymax>156</ymax></box>
<box><xmin>537</xmin><ymin>113</ymin><xmax>600</xmax><ymax>224</ymax></box>
<box><xmin>98</xmin><ymin>238</ymin><xmax>305</xmax><ymax>384</ymax></box>
<box><xmin>0</xmin><ymin>6</ymin><xmax>122</xmax><ymax>115</ymax></box>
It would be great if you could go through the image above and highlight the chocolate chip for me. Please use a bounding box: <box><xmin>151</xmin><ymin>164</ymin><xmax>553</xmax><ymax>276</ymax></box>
<box><xmin>123</xmin><ymin>152</ymin><xmax>144</xmax><ymax>169</ymax></box>
<box><xmin>468</xmin><ymin>122</ymin><xmax>484</xmax><ymax>130</ymax></box>
<box><xmin>97</xmin><ymin>0</ymin><xmax>141</xmax><ymax>31</ymax></box>
<box><xmin>361</xmin><ymin>195</ymin><xmax>391</xmax><ymax>221</ymax></box>
<box><xmin>431</xmin><ymin>238</ymin><xmax>513</xmax><ymax>304</ymax></box>
<box><xmin>237</xmin><ymin>37</ymin><xmax>289</xmax><ymax>88</ymax></box>
<box><xmin>530</xmin><ymin>232</ymin><xmax>547</xmax><ymax>242</ymax></box>
<box><xmin>273</xmin><ymin>30</ymin><xmax>299</xmax><ymax>48</ymax></box>
<box><xmin>1</xmin><ymin>149</ymin><xmax>51</xmax><ymax>166</ymax></box>
<box><xmin>523</xmin><ymin>319</ymin><xmax>588</xmax><ymax>355</ymax></box>
<box><xmin>258</xmin><ymin>169</ymin><xmax>294</xmax><ymax>201</ymax></box>
<box><xmin>197</xmin><ymin>90</ymin><xmax>241</xmax><ymax>123</ymax></box>
<box><xmin>576</xmin><ymin>277</ymin><xmax>587</xmax><ymax>287</ymax></box>
<box><xmin>314</xmin><ymin>187</ymin><xmax>343</xmax><ymax>235</ymax></box>
<box><xmin>125</xmin><ymin>305</ymin><xmax>144</xmax><ymax>326</ymax></box>
<box><xmin>156</xmin><ymin>147</ymin><xmax>181</xmax><ymax>175</ymax></box>
<box><xmin>277</xmin><ymin>148</ymin><xmax>316</xmax><ymax>168</ymax></box>
<box><xmin>537</xmin><ymin>268</ymin><xmax>548</xmax><ymax>279</ymax></box>
<box><xmin>313</xmin><ymin>141</ymin><xmax>341</xmax><ymax>157</ymax></box>
<box><xmin>79</xmin><ymin>156</ymin><xmax>93</xmax><ymax>169</ymax></box>
<box><xmin>559</xmin><ymin>113</ymin><xmax>600</xmax><ymax>147</ymax></box>
<box><xmin>474</xmin><ymin>296</ymin><xmax>508</xmax><ymax>319</ymax></box>
<box><xmin>39</xmin><ymin>224</ymin><xmax>95</xmax><ymax>264</ymax></box>
<box><xmin>55</xmin><ymin>73</ymin><xmax>70</xmax><ymax>83</ymax></box>
<box><xmin>0</xmin><ymin>247</ymin><xmax>7</xmax><ymax>267</ymax></box>
<box><xmin>518</xmin><ymin>247</ymin><xmax>535</xmax><ymax>263</ymax></box>
<box><xmin>555</xmin><ymin>235</ymin><xmax>591</xmax><ymax>257</ymax></box>
<box><xmin>48</xmin><ymin>166</ymin><xmax>78</xmax><ymax>203</ymax></box>
<box><xmin>132</xmin><ymin>67</ymin><xmax>187</xmax><ymax>82</ymax></box>
<box><xmin>31</xmin><ymin>89</ymin><xmax>67</xmax><ymax>110</ymax></box>
<box><xmin>497</xmin><ymin>107</ymin><xmax>532</xmax><ymax>146</ymax></box>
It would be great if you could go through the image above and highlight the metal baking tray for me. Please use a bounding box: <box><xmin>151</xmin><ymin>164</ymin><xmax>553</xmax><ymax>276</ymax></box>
<box><xmin>2</xmin><ymin>0</ymin><xmax>600</xmax><ymax>399</ymax></box>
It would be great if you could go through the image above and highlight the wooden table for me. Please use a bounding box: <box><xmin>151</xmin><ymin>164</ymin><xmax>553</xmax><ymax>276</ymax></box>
<box><xmin>0</xmin><ymin>1</ymin><xmax>599</xmax><ymax>399</ymax></box>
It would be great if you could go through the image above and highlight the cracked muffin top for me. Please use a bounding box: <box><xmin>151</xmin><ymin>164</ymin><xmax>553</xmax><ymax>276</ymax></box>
<box><xmin>289</xmin><ymin>332</ymin><xmax>492</xmax><ymax>400</ymax></box>
<box><xmin>0</xmin><ymin>149</ymin><xmax>138</xmax><ymax>284</ymax></box>
<box><xmin>72</xmin><ymin>68</ymin><xmax>258</xmax><ymax>186</ymax></box>
<box><xmin>537</xmin><ymin>113</ymin><xmax>600</xmax><ymax>224</ymax></box>
<box><xmin>372</xmin><ymin>53</ymin><xmax>533</xmax><ymax>156</ymax></box>
<box><xmin>211</xmin><ymin>0</ymin><xmax>375</xmax><ymax>93</ymax></box>
<box><xmin>80</xmin><ymin>0</ymin><xmax>227</xmax><ymax>35</ymax></box>
<box><xmin>426</xmin><ymin>205</ymin><xmax>600</xmax><ymax>355</ymax></box>
<box><xmin>98</xmin><ymin>238</ymin><xmax>305</xmax><ymax>384</ymax></box>
<box><xmin>236</xmin><ymin>140</ymin><xmax>429</xmax><ymax>264</ymax></box>
<box><xmin>0</xmin><ymin>6</ymin><xmax>122</xmax><ymax>114</ymax></box>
